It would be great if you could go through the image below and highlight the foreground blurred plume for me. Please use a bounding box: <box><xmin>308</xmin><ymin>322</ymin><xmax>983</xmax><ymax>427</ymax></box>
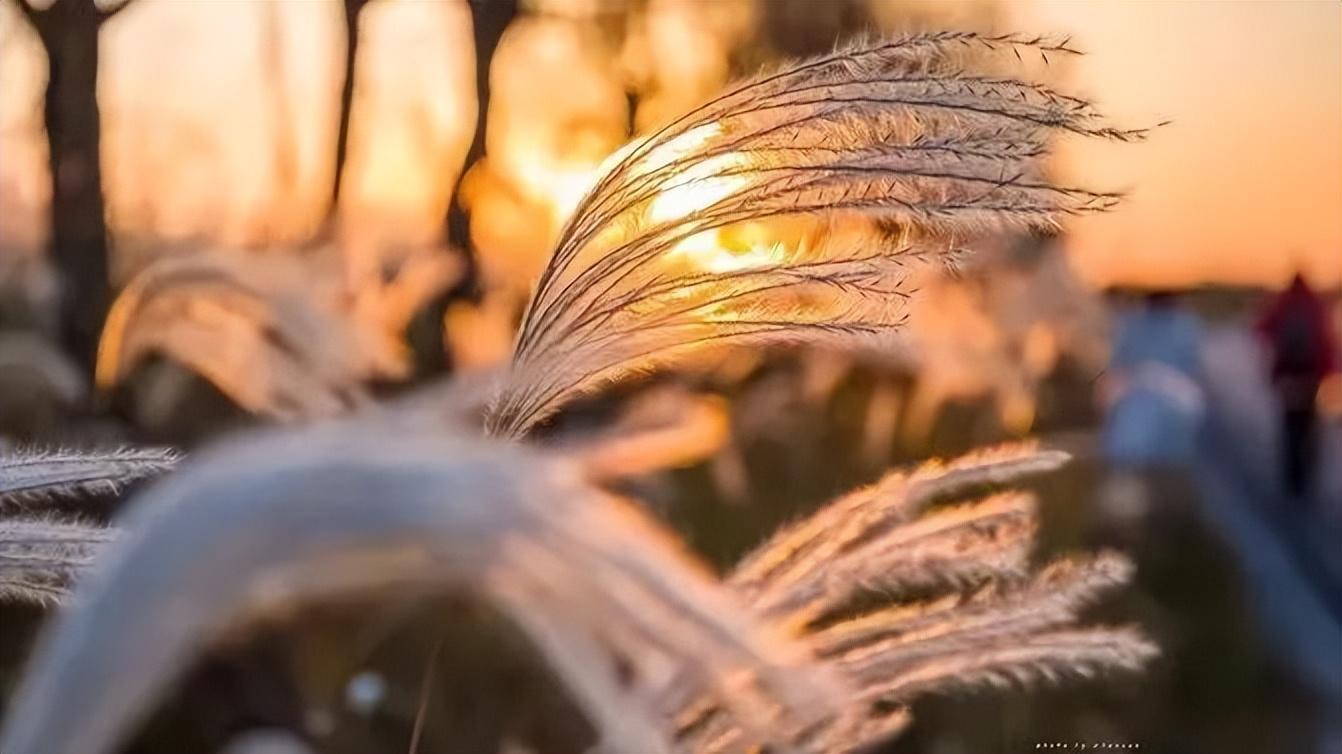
<box><xmin>0</xmin><ymin>425</ymin><xmax>844</xmax><ymax>754</ymax></box>
<box><xmin>486</xmin><ymin>32</ymin><xmax>1146</xmax><ymax>438</ymax></box>
<box><xmin>0</xmin><ymin>435</ymin><xmax>1154</xmax><ymax>753</ymax></box>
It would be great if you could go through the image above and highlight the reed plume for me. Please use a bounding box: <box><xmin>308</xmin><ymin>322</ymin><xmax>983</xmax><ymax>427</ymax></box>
<box><xmin>728</xmin><ymin>444</ymin><xmax>1068</xmax><ymax>611</ymax></box>
<box><xmin>856</xmin><ymin>626</ymin><xmax>1156</xmax><ymax>702</ymax></box>
<box><xmin>96</xmin><ymin>246</ymin><xmax>459</xmax><ymax>420</ymax></box>
<box><xmin>1</xmin><ymin>446</ymin><xmax>179</xmax><ymax>507</ymax></box>
<box><xmin>0</xmin><ymin>423</ymin><xmax>845</xmax><ymax>754</ymax></box>
<box><xmin>0</xmin><ymin>446</ymin><xmax>171</xmax><ymax>605</ymax></box>
<box><xmin>809</xmin><ymin>551</ymin><xmax>1133</xmax><ymax>657</ymax></box>
<box><xmin>0</xmin><ymin>517</ymin><xmax>113</xmax><ymax>605</ymax></box>
<box><xmin>485</xmin><ymin>32</ymin><xmax>1147</xmax><ymax>438</ymax></box>
<box><xmin>669</xmin><ymin>445</ymin><xmax>1156</xmax><ymax>753</ymax></box>
<box><xmin>96</xmin><ymin>253</ymin><xmax>371</xmax><ymax>419</ymax></box>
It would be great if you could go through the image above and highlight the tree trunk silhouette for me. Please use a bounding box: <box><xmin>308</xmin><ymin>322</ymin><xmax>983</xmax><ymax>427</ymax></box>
<box><xmin>408</xmin><ymin>0</ymin><xmax>515</xmax><ymax>375</ymax></box>
<box><xmin>330</xmin><ymin>0</ymin><xmax>371</xmax><ymax>215</ymax></box>
<box><xmin>446</xmin><ymin>0</ymin><xmax>515</xmax><ymax>255</ymax></box>
<box><xmin>8</xmin><ymin>0</ymin><xmax>135</xmax><ymax>374</ymax></box>
<box><xmin>260</xmin><ymin>1</ymin><xmax>298</xmax><ymax>237</ymax></box>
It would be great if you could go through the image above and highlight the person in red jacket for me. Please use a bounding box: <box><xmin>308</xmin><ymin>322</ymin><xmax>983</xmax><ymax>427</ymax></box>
<box><xmin>1256</xmin><ymin>273</ymin><xmax>1338</xmax><ymax>498</ymax></box>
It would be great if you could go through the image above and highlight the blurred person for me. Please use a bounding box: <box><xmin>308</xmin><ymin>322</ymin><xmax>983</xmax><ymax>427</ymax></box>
<box><xmin>1098</xmin><ymin>291</ymin><xmax>1207</xmax><ymax>531</ymax></box>
<box><xmin>1102</xmin><ymin>291</ymin><xmax>1206</xmax><ymax>466</ymax></box>
<box><xmin>1256</xmin><ymin>273</ymin><xmax>1338</xmax><ymax>500</ymax></box>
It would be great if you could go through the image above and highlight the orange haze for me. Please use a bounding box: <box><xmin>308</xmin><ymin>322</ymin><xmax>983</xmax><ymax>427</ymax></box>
<box><xmin>0</xmin><ymin>0</ymin><xmax>1337</xmax><ymax>288</ymax></box>
<box><xmin>1011</xmin><ymin>0</ymin><xmax>1341</xmax><ymax>288</ymax></box>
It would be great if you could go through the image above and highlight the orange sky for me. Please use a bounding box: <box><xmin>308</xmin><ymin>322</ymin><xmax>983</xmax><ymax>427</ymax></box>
<box><xmin>0</xmin><ymin>0</ymin><xmax>1338</xmax><ymax>288</ymax></box>
<box><xmin>1011</xmin><ymin>0</ymin><xmax>1341</xmax><ymax>288</ymax></box>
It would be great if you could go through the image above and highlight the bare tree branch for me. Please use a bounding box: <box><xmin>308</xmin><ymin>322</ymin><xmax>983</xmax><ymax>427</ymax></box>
<box><xmin>98</xmin><ymin>0</ymin><xmax>138</xmax><ymax>23</ymax></box>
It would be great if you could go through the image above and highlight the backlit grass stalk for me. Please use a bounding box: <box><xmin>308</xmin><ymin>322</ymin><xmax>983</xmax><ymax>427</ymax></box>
<box><xmin>0</xmin><ymin>517</ymin><xmax>114</xmax><ymax>605</ymax></box>
<box><xmin>1</xmin><ymin>446</ymin><xmax>179</xmax><ymax>508</ymax></box>
<box><xmin>669</xmin><ymin>447</ymin><xmax>1156</xmax><ymax>753</ymax></box>
<box><xmin>486</xmin><ymin>32</ymin><xmax>1148</xmax><ymax>438</ymax></box>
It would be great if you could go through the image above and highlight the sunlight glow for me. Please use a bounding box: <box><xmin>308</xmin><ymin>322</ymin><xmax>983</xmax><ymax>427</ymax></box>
<box><xmin>507</xmin><ymin>147</ymin><xmax>603</xmax><ymax>225</ymax></box>
<box><xmin>666</xmin><ymin>233</ymin><xmax>786</xmax><ymax>273</ymax></box>
<box><xmin>509</xmin><ymin>118</ymin><xmax>789</xmax><ymax>277</ymax></box>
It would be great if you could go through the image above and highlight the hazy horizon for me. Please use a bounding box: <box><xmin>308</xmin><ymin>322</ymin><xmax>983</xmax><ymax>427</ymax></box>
<box><xmin>1</xmin><ymin>0</ymin><xmax>1338</xmax><ymax>288</ymax></box>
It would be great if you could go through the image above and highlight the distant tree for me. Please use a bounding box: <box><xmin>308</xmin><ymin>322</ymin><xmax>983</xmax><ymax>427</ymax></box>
<box><xmin>406</xmin><ymin>0</ymin><xmax>516</xmax><ymax>375</ymax></box>
<box><xmin>445</xmin><ymin>0</ymin><xmax>516</xmax><ymax>255</ymax></box>
<box><xmin>6</xmin><ymin>0</ymin><xmax>137</xmax><ymax>374</ymax></box>
<box><xmin>330</xmin><ymin>0</ymin><xmax>372</xmax><ymax>215</ymax></box>
<box><xmin>259</xmin><ymin>1</ymin><xmax>298</xmax><ymax>237</ymax></box>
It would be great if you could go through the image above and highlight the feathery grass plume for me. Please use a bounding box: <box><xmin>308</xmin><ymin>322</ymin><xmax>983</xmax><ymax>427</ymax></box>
<box><xmin>810</xmin><ymin>551</ymin><xmax>1133</xmax><ymax>658</ymax></box>
<box><xmin>96</xmin><ymin>246</ymin><xmax>459</xmax><ymax>421</ymax></box>
<box><xmin>666</xmin><ymin>449</ymin><xmax>1154</xmax><ymax>753</ymax></box>
<box><xmin>856</xmin><ymin>626</ymin><xmax>1158</xmax><ymax>703</ymax></box>
<box><xmin>0</xmin><ymin>517</ymin><xmax>114</xmax><ymax>605</ymax></box>
<box><xmin>749</xmin><ymin>491</ymin><xmax>1038</xmax><ymax>625</ymax></box>
<box><xmin>484</xmin><ymin>32</ymin><xmax>1147</xmax><ymax>438</ymax></box>
<box><xmin>728</xmin><ymin>443</ymin><xmax>1064</xmax><ymax>609</ymax></box>
<box><xmin>1</xmin><ymin>446</ymin><xmax>179</xmax><ymax>507</ymax></box>
<box><xmin>0</xmin><ymin>423</ymin><xmax>846</xmax><ymax>754</ymax></box>
<box><xmin>97</xmin><ymin>253</ymin><xmax>370</xmax><ymax>420</ymax></box>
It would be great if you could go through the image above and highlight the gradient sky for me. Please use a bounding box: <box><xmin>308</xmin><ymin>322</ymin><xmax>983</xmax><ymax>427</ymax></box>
<box><xmin>1011</xmin><ymin>0</ymin><xmax>1341</xmax><ymax>288</ymax></box>
<box><xmin>0</xmin><ymin>0</ymin><xmax>1338</xmax><ymax>287</ymax></box>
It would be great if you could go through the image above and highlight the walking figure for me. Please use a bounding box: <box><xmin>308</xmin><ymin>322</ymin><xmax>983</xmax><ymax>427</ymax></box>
<box><xmin>1256</xmin><ymin>273</ymin><xmax>1338</xmax><ymax>499</ymax></box>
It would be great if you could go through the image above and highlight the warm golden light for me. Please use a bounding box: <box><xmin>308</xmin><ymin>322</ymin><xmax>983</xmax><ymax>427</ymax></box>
<box><xmin>645</xmin><ymin>126</ymin><xmax>743</xmax><ymax>220</ymax></box>
<box><xmin>667</xmin><ymin>233</ymin><xmax>786</xmax><ymax>274</ymax></box>
<box><xmin>506</xmin><ymin>147</ymin><xmax>604</xmax><ymax>226</ymax></box>
<box><xmin>504</xmin><ymin>118</ymin><xmax>790</xmax><ymax>278</ymax></box>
